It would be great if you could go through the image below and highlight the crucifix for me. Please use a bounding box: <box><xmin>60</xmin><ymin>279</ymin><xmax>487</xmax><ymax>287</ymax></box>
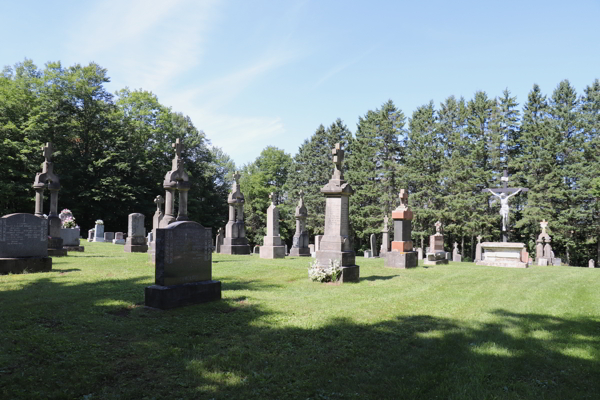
<box><xmin>269</xmin><ymin>192</ymin><xmax>275</xmax><ymax>205</ymax></box>
<box><xmin>331</xmin><ymin>143</ymin><xmax>344</xmax><ymax>179</ymax></box>
<box><xmin>482</xmin><ymin>170</ymin><xmax>529</xmax><ymax>242</ymax></box>
<box><xmin>173</xmin><ymin>138</ymin><xmax>183</xmax><ymax>157</ymax></box>
<box><xmin>43</xmin><ymin>142</ymin><xmax>53</xmax><ymax>163</ymax></box>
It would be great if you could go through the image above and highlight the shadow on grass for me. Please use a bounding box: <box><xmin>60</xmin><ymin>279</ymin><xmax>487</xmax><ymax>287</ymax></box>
<box><xmin>360</xmin><ymin>275</ymin><xmax>398</xmax><ymax>282</ymax></box>
<box><xmin>1</xmin><ymin>276</ymin><xmax>599</xmax><ymax>400</ymax></box>
<box><xmin>52</xmin><ymin>268</ymin><xmax>82</xmax><ymax>273</ymax></box>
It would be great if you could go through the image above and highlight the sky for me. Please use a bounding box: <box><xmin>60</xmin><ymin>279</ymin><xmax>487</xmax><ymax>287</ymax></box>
<box><xmin>1</xmin><ymin>0</ymin><xmax>599</xmax><ymax>167</ymax></box>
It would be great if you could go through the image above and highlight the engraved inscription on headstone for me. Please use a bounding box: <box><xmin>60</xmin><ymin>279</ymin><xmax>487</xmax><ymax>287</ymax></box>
<box><xmin>0</xmin><ymin>214</ymin><xmax>48</xmax><ymax>258</ymax></box>
<box><xmin>155</xmin><ymin>221</ymin><xmax>212</xmax><ymax>286</ymax></box>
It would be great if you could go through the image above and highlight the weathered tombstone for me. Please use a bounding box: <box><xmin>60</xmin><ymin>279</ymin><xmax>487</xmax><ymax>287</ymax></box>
<box><xmin>0</xmin><ymin>213</ymin><xmax>52</xmax><ymax>274</ymax></box>
<box><xmin>590</xmin><ymin>259</ymin><xmax>595</xmax><ymax>268</ymax></box>
<box><xmin>221</xmin><ymin>171</ymin><xmax>251</xmax><ymax>255</ymax></box>
<box><xmin>364</xmin><ymin>250</ymin><xmax>372</xmax><ymax>258</ymax></box>
<box><xmin>384</xmin><ymin>190</ymin><xmax>417</xmax><ymax>269</ymax></box>
<box><xmin>290</xmin><ymin>190</ymin><xmax>310</xmax><ymax>257</ymax></box>
<box><xmin>314</xmin><ymin>235</ymin><xmax>323</xmax><ymax>252</ymax></box>
<box><xmin>124</xmin><ymin>213</ymin><xmax>148</xmax><ymax>253</ymax></box>
<box><xmin>452</xmin><ymin>242</ymin><xmax>462</xmax><ymax>263</ymax></box>
<box><xmin>308</xmin><ymin>244</ymin><xmax>315</xmax><ymax>254</ymax></box>
<box><xmin>160</xmin><ymin>139</ymin><xmax>190</xmax><ymax>228</ymax></box>
<box><xmin>475</xmin><ymin>235</ymin><xmax>482</xmax><ymax>261</ymax></box>
<box><xmin>416</xmin><ymin>247</ymin><xmax>423</xmax><ymax>260</ymax></box>
<box><xmin>215</xmin><ymin>227</ymin><xmax>223</xmax><ymax>254</ymax></box>
<box><xmin>147</xmin><ymin>232</ymin><xmax>153</xmax><ymax>244</ymax></box>
<box><xmin>424</xmin><ymin>221</ymin><xmax>448</xmax><ymax>266</ymax></box>
<box><xmin>104</xmin><ymin>232</ymin><xmax>115</xmax><ymax>242</ymax></box>
<box><xmin>536</xmin><ymin>220</ymin><xmax>555</xmax><ymax>266</ymax></box>
<box><xmin>112</xmin><ymin>232</ymin><xmax>125</xmax><ymax>245</ymax></box>
<box><xmin>253</xmin><ymin>245</ymin><xmax>260</xmax><ymax>254</ymax></box>
<box><xmin>478</xmin><ymin>242</ymin><xmax>528</xmax><ymax>268</ymax></box>
<box><xmin>315</xmin><ymin>143</ymin><xmax>359</xmax><ymax>282</ymax></box>
<box><xmin>552</xmin><ymin>258</ymin><xmax>561</xmax><ymax>266</ymax></box>
<box><xmin>145</xmin><ymin>221</ymin><xmax>221</xmax><ymax>309</ymax></box>
<box><xmin>379</xmin><ymin>216</ymin><xmax>390</xmax><ymax>256</ymax></box>
<box><xmin>285</xmin><ymin>245</ymin><xmax>289</xmax><ymax>256</ymax></box>
<box><xmin>260</xmin><ymin>193</ymin><xmax>286</xmax><ymax>259</ymax></box>
<box><xmin>149</xmin><ymin>195</ymin><xmax>165</xmax><ymax>263</ymax></box>
<box><xmin>87</xmin><ymin>229</ymin><xmax>94</xmax><ymax>242</ymax></box>
<box><xmin>59</xmin><ymin>209</ymin><xmax>83</xmax><ymax>252</ymax></box>
<box><xmin>32</xmin><ymin>143</ymin><xmax>66</xmax><ymax>256</ymax></box>
<box><xmin>93</xmin><ymin>222</ymin><xmax>105</xmax><ymax>242</ymax></box>
<box><xmin>370</xmin><ymin>233</ymin><xmax>378</xmax><ymax>258</ymax></box>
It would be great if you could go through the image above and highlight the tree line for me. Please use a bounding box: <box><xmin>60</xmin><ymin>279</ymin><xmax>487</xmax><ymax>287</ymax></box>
<box><xmin>1</xmin><ymin>59</ymin><xmax>598</xmax><ymax>266</ymax></box>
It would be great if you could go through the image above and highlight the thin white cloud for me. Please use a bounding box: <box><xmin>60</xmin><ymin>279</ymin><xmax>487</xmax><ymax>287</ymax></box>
<box><xmin>311</xmin><ymin>46</ymin><xmax>379</xmax><ymax>90</ymax></box>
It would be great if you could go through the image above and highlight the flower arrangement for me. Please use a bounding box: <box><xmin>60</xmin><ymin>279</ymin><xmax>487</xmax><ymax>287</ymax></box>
<box><xmin>59</xmin><ymin>209</ymin><xmax>78</xmax><ymax>229</ymax></box>
<box><xmin>308</xmin><ymin>259</ymin><xmax>341</xmax><ymax>283</ymax></box>
<box><xmin>95</xmin><ymin>219</ymin><xmax>104</xmax><ymax>225</ymax></box>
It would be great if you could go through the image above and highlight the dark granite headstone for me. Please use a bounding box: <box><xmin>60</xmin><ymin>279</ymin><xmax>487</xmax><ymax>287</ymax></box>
<box><xmin>0</xmin><ymin>213</ymin><xmax>52</xmax><ymax>274</ymax></box>
<box><xmin>145</xmin><ymin>221</ymin><xmax>221</xmax><ymax>309</ymax></box>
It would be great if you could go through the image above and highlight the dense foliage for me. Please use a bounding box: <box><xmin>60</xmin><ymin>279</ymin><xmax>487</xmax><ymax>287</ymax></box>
<box><xmin>1</xmin><ymin>58</ymin><xmax>598</xmax><ymax>265</ymax></box>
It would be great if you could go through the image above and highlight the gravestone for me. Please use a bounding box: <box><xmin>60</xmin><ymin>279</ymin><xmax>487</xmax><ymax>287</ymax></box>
<box><xmin>253</xmin><ymin>245</ymin><xmax>260</xmax><ymax>254</ymax></box>
<box><xmin>590</xmin><ymin>259</ymin><xmax>595</xmax><ymax>268</ymax></box>
<box><xmin>104</xmin><ymin>232</ymin><xmax>115</xmax><ymax>242</ymax></box>
<box><xmin>379</xmin><ymin>216</ymin><xmax>390</xmax><ymax>255</ymax></box>
<box><xmin>552</xmin><ymin>258</ymin><xmax>561</xmax><ymax>266</ymax></box>
<box><xmin>160</xmin><ymin>138</ymin><xmax>190</xmax><ymax>227</ymax></box>
<box><xmin>424</xmin><ymin>221</ymin><xmax>448</xmax><ymax>266</ymax></box>
<box><xmin>61</xmin><ymin>228</ymin><xmax>84</xmax><ymax>252</ymax></box>
<box><xmin>477</xmin><ymin>242</ymin><xmax>528</xmax><ymax>268</ymax></box>
<box><xmin>124</xmin><ymin>213</ymin><xmax>148</xmax><ymax>253</ymax></box>
<box><xmin>536</xmin><ymin>220</ymin><xmax>555</xmax><ymax>266</ymax></box>
<box><xmin>87</xmin><ymin>229</ymin><xmax>94</xmax><ymax>242</ymax></box>
<box><xmin>308</xmin><ymin>244</ymin><xmax>315</xmax><ymax>254</ymax></box>
<box><xmin>290</xmin><ymin>190</ymin><xmax>310</xmax><ymax>257</ymax></box>
<box><xmin>32</xmin><ymin>143</ymin><xmax>66</xmax><ymax>256</ymax></box>
<box><xmin>315</xmin><ymin>143</ymin><xmax>359</xmax><ymax>282</ymax></box>
<box><xmin>0</xmin><ymin>213</ymin><xmax>52</xmax><ymax>274</ymax></box>
<box><xmin>215</xmin><ymin>227</ymin><xmax>223</xmax><ymax>254</ymax></box>
<box><xmin>93</xmin><ymin>223</ymin><xmax>105</xmax><ymax>242</ymax></box>
<box><xmin>475</xmin><ymin>235</ymin><xmax>482</xmax><ymax>261</ymax></box>
<box><xmin>452</xmin><ymin>242</ymin><xmax>462</xmax><ymax>263</ymax></box>
<box><xmin>384</xmin><ymin>190</ymin><xmax>417</xmax><ymax>269</ymax></box>
<box><xmin>364</xmin><ymin>250</ymin><xmax>372</xmax><ymax>258</ymax></box>
<box><xmin>148</xmin><ymin>195</ymin><xmax>164</xmax><ymax>263</ymax></box>
<box><xmin>314</xmin><ymin>235</ymin><xmax>323</xmax><ymax>252</ymax></box>
<box><xmin>221</xmin><ymin>172</ymin><xmax>251</xmax><ymax>255</ymax></box>
<box><xmin>260</xmin><ymin>193</ymin><xmax>286</xmax><ymax>259</ymax></box>
<box><xmin>416</xmin><ymin>247</ymin><xmax>423</xmax><ymax>260</ymax></box>
<box><xmin>370</xmin><ymin>233</ymin><xmax>378</xmax><ymax>258</ymax></box>
<box><xmin>113</xmin><ymin>232</ymin><xmax>125</xmax><ymax>244</ymax></box>
<box><xmin>145</xmin><ymin>221</ymin><xmax>221</xmax><ymax>309</ymax></box>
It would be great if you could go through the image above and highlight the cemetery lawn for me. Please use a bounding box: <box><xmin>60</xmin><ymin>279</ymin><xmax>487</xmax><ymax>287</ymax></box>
<box><xmin>1</xmin><ymin>244</ymin><xmax>599</xmax><ymax>400</ymax></box>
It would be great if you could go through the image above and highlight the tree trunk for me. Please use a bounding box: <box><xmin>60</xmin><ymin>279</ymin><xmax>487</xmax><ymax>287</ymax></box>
<box><xmin>461</xmin><ymin>236</ymin><xmax>465</xmax><ymax>259</ymax></box>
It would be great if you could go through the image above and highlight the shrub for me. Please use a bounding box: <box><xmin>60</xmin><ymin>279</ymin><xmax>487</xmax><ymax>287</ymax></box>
<box><xmin>308</xmin><ymin>259</ymin><xmax>341</xmax><ymax>282</ymax></box>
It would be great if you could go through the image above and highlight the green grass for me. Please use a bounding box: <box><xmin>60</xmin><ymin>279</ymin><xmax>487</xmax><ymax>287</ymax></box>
<box><xmin>1</xmin><ymin>243</ymin><xmax>599</xmax><ymax>399</ymax></box>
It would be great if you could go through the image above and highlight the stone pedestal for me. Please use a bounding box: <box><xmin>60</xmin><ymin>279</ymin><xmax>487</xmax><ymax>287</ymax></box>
<box><xmin>290</xmin><ymin>190</ymin><xmax>310</xmax><ymax>257</ymax></box>
<box><xmin>124</xmin><ymin>213</ymin><xmax>148</xmax><ymax>253</ymax></box>
<box><xmin>315</xmin><ymin>143</ymin><xmax>359</xmax><ymax>282</ymax></box>
<box><xmin>476</xmin><ymin>242</ymin><xmax>528</xmax><ymax>268</ymax></box>
<box><xmin>145</xmin><ymin>221</ymin><xmax>220</xmax><ymax>310</ymax></box>
<box><xmin>260</xmin><ymin>194</ymin><xmax>285</xmax><ymax>259</ymax></box>
<box><xmin>221</xmin><ymin>172</ymin><xmax>250</xmax><ymax>255</ymax></box>
<box><xmin>384</xmin><ymin>190</ymin><xmax>417</xmax><ymax>269</ymax></box>
<box><xmin>424</xmin><ymin>251</ymin><xmax>448</xmax><ymax>266</ymax></box>
<box><xmin>379</xmin><ymin>216</ymin><xmax>390</xmax><ymax>256</ymax></box>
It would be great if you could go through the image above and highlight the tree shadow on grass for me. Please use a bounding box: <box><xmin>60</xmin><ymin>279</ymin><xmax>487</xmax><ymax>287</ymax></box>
<box><xmin>0</xmin><ymin>277</ymin><xmax>599</xmax><ymax>400</ymax></box>
<box><xmin>360</xmin><ymin>275</ymin><xmax>399</xmax><ymax>282</ymax></box>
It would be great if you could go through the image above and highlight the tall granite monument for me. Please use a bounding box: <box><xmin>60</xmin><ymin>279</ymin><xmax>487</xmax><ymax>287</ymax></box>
<box><xmin>260</xmin><ymin>193</ymin><xmax>286</xmax><ymax>259</ymax></box>
<box><xmin>148</xmin><ymin>195</ymin><xmax>164</xmax><ymax>263</ymax></box>
<box><xmin>32</xmin><ymin>143</ymin><xmax>67</xmax><ymax>257</ymax></box>
<box><xmin>160</xmin><ymin>138</ymin><xmax>190</xmax><ymax>228</ymax></box>
<box><xmin>221</xmin><ymin>172</ymin><xmax>250</xmax><ymax>255</ymax></box>
<box><xmin>384</xmin><ymin>190</ymin><xmax>417</xmax><ymax>268</ymax></box>
<box><xmin>379</xmin><ymin>215</ymin><xmax>390</xmax><ymax>256</ymax></box>
<box><xmin>145</xmin><ymin>221</ymin><xmax>221</xmax><ymax>309</ymax></box>
<box><xmin>124</xmin><ymin>213</ymin><xmax>148</xmax><ymax>253</ymax></box>
<box><xmin>290</xmin><ymin>190</ymin><xmax>310</xmax><ymax>257</ymax></box>
<box><xmin>0</xmin><ymin>213</ymin><xmax>52</xmax><ymax>274</ymax></box>
<box><xmin>424</xmin><ymin>221</ymin><xmax>448</xmax><ymax>265</ymax></box>
<box><xmin>315</xmin><ymin>143</ymin><xmax>359</xmax><ymax>282</ymax></box>
<box><xmin>536</xmin><ymin>220</ymin><xmax>555</xmax><ymax>266</ymax></box>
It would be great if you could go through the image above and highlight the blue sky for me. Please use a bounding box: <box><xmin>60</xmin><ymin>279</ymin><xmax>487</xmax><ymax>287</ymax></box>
<box><xmin>1</xmin><ymin>0</ymin><xmax>599</xmax><ymax>167</ymax></box>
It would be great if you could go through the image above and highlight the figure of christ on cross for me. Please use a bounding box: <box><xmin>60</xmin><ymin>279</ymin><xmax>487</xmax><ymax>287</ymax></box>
<box><xmin>42</xmin><ymin>142</ymin><xmax>53</xmax><ymax>163</ymax></box>
<box><xmin>483</xmin><ymin>170</ymin><xmax>529</xmax><ymax>240</ymax></box>
<box><xmin>331</xmin><ymin>143</ymin><xmax>344</xmax><ymax>179</ymax></box>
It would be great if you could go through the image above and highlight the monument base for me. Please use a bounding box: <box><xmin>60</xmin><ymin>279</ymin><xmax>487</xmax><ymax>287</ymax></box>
<box><xmin>0</xmin><ymin>257</ymin><xmax>52</xmax><ymax>274</ymax></box>
<box><xmin>64</xmin><ymin>245</ymin><xmax>85</xmax><ymax>252</ymax></box>
<box><xmin>476</xmin><ymin>242</ymin><xmax>528</xmax><ymax>268</ymax></box>
<box><xmin>48</xmin><ymin>248</ymin><xmax>68</xmax><ymax>257</ymax></box>
<box><xmin>289</xmin><ymin>247</ymin><xmax>311</xmax><ymax>257</ymax></box>
<box><xmin>112</xmin><ymin>239</ymin><xmax>125</xmax><ymax>245</ymax></box>
<box><xmin>384</xmin><ymin>251</ymin><xmax>418</xmax><ymax>269</ymax></box>
<box><xmin>145</xmin><ymin>280</ymin><xmax>221</xmax><ymax>310</ymax></box>
<box><xmin>339</xmin><ymin>265</ymin><xmax>360</xmax><ymax>283</ymax></box>
<box><xmin>424</xmin><ymin>252</ymin><xmax>448</xmax><ymax>266</ymax></box>
<box><xmin>260</xmin><ymin>245</ymin><xmax>285</xmax><ymax>259</ymax></box>
<box><xmin>316</xmin><ymin>250</ymin><xmax>356</xmax><ymax>268</ymax></box>
<box><xmin>124</xmin><ymin>244</ymin><xmax>148</xmax><ymax>253</ymax></box>
<box><xmin>220</xmin><ymin>245</ymin><xmax>251</xmax><ymax>255</ymax></box>
<box><xmin>92</xmin><ymin>238</ymin><xmax>105</xmax><ymax>242</ymax></box>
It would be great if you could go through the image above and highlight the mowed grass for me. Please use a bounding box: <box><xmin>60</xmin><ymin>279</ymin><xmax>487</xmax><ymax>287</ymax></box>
<box><xmin>1</xmin><ymin>243</ymin><xmax>599</xmax><ymax>400</ymax></box>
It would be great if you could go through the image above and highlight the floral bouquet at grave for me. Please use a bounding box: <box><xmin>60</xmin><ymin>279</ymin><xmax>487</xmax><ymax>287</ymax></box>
<box><xmin>59</xmin><ymin>209</ymin><xmax>78</xmax><ymax>229</ymax></box>
<box><xmin>95</xmin><ymin>219</ymin><xmax>104</xmax><ymax>225</ymax></box>
<box><xmin>308</xmin><ymin>259</ymin><xmax>342</xmax><ymax>283</ymax></box>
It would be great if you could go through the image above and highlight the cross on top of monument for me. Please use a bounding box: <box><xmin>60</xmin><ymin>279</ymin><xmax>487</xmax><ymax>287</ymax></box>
<box><xmin>332</xmin><ymin>143</ymin><xmax>344</xmax><ymax>171</ymax></box>
<box><xmin>298</xmin><ymin>190</ymin><xmax>304</xmax><ymax>199</ymax></box>
<box><xmin>42</xmin><ymin>142</ymin><xmax>53</xmax><ymax>163</ymax></box>
<box><xmin>435</xmin><ymin>220</ymin><xmax>442</xmax><ymax>233</ymax></box>
<box><xmin>540</xmin><ymin>219</ymin><xmax>548</xmax><ymax>234</ymax></box>
<box><xmin>399</xmin><ymin>189</ymin><xmax>408</xmax><ymax>205</ymax></box>
<box><xmin>173</xmin><ymin>138</ymin><xmax>184</xmax><ymax>158</ymax></box>
<box><xmin>233</xmin><ymin>171</ymin><xmax>240</xmax><ymax>183</ymax></box>
<box><xmin>269</xmin><ymin>192</ymin><xmax>275</xmax><ymax>204</ymax></box>
<box><xmin>154</xmin><ymin>195</ymin><xmax>164</xmax><ymax>208</ymax></box>
<box><xmin>477</xmin><ymin>235</ymin><xmax>482</xmax><ymax>243</ymax></box>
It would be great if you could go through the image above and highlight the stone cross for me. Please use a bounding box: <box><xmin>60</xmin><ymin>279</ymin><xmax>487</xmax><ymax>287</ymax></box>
<box><xmin>477</xmin><ymin>235</ymin><xmax>482</xmax><ymax>244</ymax></box>
<box><xmin>233</xmin><ymin>171</ymin><xmax>240</xmax><ymax>184</ymax></box>
<box><xmin>332</xmin><ymin>143</ymin><xmax>344</xmax><ymax>171</ymax></box>
<box><xmin>154</xmin><ymin>195</ymin><xmax>164</xmax><ymax>211</ymax></box>
<box><xmin>173</xmin><ymin>138</ymin><xmax>183</xmax><ymax>158</ymax></box>
<box><xmin>540</xmin><ymin>220</ymin><xmax>548</xmax><ymax>235</ymax></box>
<box><xmin>299</xmin><ymin>189</ymin><xmax>304</xmax><ymax>200</ymax></box>
<box><xmin>434</xmin><ymin>220</ymin><xmax>442</xmax><ymax>234</ymax></box>
<box><xmin>398</xmin><ymin>189</ymin><xmax>408</xmax><ymax>207</ymax></box>
<box><xmin>383</xmin><ymin>215</ymin><xmax>388</xmax><ymax>231</ymax></box>
<box><xmin>269</xmin><ymin>192</ymin><xmax>275</xmax><ymax>205</ymax></box>
<box><xmin>42</xmin><ymin>142</ymin><xmax>53</xmax><ymax>163</ymax></box>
